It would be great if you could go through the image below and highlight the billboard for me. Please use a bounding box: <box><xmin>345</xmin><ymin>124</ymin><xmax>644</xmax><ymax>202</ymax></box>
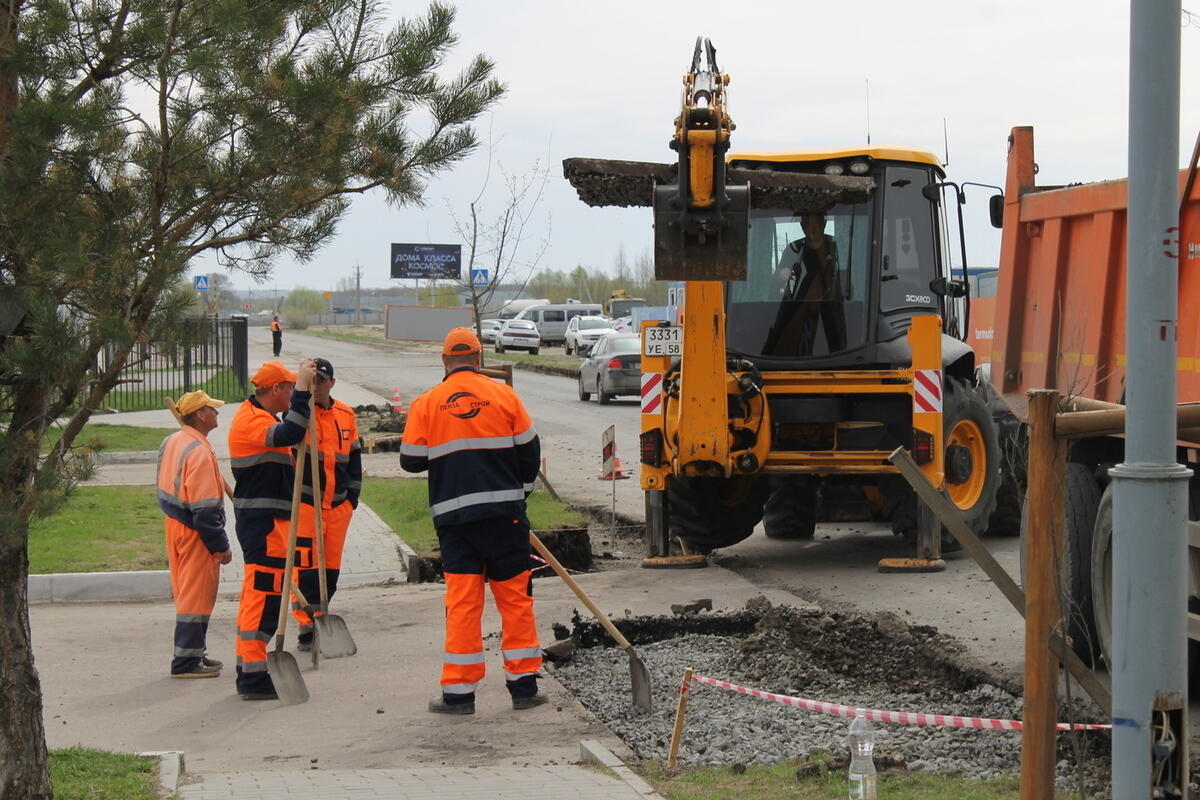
<box><xmin>384</xmin><ymin>305</ymin><xmax>474</xmax><ymax>342</ymax></box>
<box><xmin>390</xmin><ymin>243</ymin><xmax>461</xmax><ymax>280</ymax></box>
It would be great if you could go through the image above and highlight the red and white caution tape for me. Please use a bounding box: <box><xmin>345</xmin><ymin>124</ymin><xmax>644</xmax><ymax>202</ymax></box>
<box><xmin>689</xmin><ymin>674</ymin><xmax>1110</xmax><ymax>732</ymax></box>
<box><xmin>530</xmin><ymin>553</ymin><xmax>582</xmax><ymax>575</ymax></box>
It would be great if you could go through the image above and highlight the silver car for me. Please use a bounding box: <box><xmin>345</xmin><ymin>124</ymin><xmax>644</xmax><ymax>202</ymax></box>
<box><xmin>577</xmin><ymin>334</ymin><xmax>641</xmax><ymax>404</ymax></box>
<box><xmin>564</xmin><ymin>315</ymin><xmax>617</xmax><ymax>356</ymax></box>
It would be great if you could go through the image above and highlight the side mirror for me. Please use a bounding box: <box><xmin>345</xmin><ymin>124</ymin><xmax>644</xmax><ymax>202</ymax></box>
<box><xmin>989</xmin><ymin>194</ymin><xmax>1005</xmax><ymax>229</ymax></box>
<box><xmin>921</xmin><ymin>184</ymin><xmax>941</xmax><ymax>203</ymax></box>
<box><xmin>930</xmin><ymin>277</ymin><xmax>968</xmax><ymax>298</ymax></box>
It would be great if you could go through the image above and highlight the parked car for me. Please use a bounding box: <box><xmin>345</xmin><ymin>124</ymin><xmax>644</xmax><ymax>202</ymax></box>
<box><xmin>578</xmin><ymin>333</ymin><xmax>641</xmax><ymax>404</ymax></box>
<box><xmin>564</xmin><ymin>315</ymin><xmax>617</xmax><ymax>356</ymax></box>
<box><xmin>478</xmin><ymin>318</ymin><xmax>503</xmax><ymax>344</ymax></box>
<box><xmin>496</xmin><ymin>318</ymin><xmax>541</xmax><ymax>355</ymax></box>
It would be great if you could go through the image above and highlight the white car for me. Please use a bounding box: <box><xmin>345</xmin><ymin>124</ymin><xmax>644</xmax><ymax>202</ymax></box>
<box><xmin>478</xmin><ymin>319</ymin><xmax>503</xmax><ymax>344</ymax></box>
<box><xmin>611</xmin><ymin>315</ymin><xmax>634</xmax><ymax>332</ymax></box>
<box><xmin>564</xmin><ymin>316</ymin><xmax>617</xmax><ymax>356</ymax></box>
<box><xmin>495</xmin><ymin>319</ymin><xmax>541</xmax><ymax>355</ymax></box>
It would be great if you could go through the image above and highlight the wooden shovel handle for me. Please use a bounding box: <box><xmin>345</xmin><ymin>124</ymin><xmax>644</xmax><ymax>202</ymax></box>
<box><xmin>275</xmin><ymin>438</ymin><xmax>309</xmax><ymax>642</ymax></box>
<box><xmin>306</xmin><ymin>408</ymin><xmax>329</xmax><ymax>611</ymax></box>
<box><xmin>528</xmin><ymin>532</ymin><xmax>633</xmax><ymax>650</ymax></box>
<box><xmin>165</xmin><ymin>396</ymin><xmax>234</xmax><ymax>499</ymax></box>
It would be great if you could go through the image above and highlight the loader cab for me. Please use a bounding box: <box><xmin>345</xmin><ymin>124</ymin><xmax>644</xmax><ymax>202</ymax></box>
<box><xmin>727</xmin><ymin>148</ymin><xmax>957</xmax><ymax>369</ymax></box>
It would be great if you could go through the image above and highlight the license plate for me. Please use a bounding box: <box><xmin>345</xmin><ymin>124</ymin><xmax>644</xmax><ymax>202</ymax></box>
<box><xmin>643</xmin><ymin>326</ymin><xmax>682</xmax><ymax>357</ymax></box>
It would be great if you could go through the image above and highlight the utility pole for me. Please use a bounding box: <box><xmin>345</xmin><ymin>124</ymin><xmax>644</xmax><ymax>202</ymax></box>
<box><xmin>1111</xmin><ymin>0</ymin><xmax>1189</xmax><ymax>795</ymax></box>
<box><xmin>354</xmin><ymin>262</ymin><xmax>363</xmax><ymax>326</ymax></box>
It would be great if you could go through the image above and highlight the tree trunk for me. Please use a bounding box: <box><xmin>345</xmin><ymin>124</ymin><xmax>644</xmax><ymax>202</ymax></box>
<box><xmin>0</xmin><ymin>526</ymin><xmax>51</xmax><ymax>799</ymax></box>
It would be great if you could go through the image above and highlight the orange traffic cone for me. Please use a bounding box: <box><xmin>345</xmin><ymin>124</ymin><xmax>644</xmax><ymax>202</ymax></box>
<box><xmin>391</xmin><ymin>388</ymin><xmax>404</xmax><ymax>414</ymax></box>
<box><xmin>598</xmin><ymin>450</ymin><xmax>631</xmax><ymax>481</ymax></box>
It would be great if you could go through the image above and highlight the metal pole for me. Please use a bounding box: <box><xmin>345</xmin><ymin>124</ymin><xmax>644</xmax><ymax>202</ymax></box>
<box><xmin>1111</xmin><ymin>0</ymin><xmax>1190</xmax><ymax>794</ymax></box>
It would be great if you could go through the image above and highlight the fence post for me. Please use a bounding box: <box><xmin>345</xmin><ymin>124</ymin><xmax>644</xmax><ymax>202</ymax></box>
<box><xmin>1019</xmin><ymin>389</ymin><xmax>1064</xmax><ymax>800</ymax></box>
<box><xmin>231</xmin><ymin>317</ymin><xmax>248</xmax><ymax>393</ymax></box>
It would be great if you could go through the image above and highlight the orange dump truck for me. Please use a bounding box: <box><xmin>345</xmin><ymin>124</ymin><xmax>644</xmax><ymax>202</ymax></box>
<box><xmin>985</xmin><ymin>125</ymin><xmax>1200</xmax><ymax>669</ymax></box>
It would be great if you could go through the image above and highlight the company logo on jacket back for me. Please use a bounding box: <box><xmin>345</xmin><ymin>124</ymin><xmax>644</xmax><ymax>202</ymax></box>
<box><xmin>439</xmin><ymin>391</ymin><xmax>491</xmax><ymax>419</ymax></box>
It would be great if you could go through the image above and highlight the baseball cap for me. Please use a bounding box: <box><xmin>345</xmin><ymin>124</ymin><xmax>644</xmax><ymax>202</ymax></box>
<box><xmin>314</xmin><ymin>358</ymin><xmax>334</xmax><ymax>380</ymax></box>
<box><xmin>176</xmin><ymin>390</ymin><xmax>225</xmax><ymax>417</ymax></box>
<box><xmin>442</xmin><ymin>327</ymin><xmax>481</xmax><ymax>355</ymax></box>
<box><xmin>251</xmin><ymin>360</ymin><xmax>298</xmax><ymax>389</ymax></box>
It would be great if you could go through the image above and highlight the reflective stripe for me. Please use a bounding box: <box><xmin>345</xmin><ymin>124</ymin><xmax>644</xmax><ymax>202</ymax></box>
<box><xmin>173</xmin><ymin>439</ymin><xmax>203</xmax><ymax>496</ymax></box>
<box><xmin>285</xmin><ymin>409</ymin><xmax>307</xmax><ymax>427</ymax></box>
<box><xmin>427</xmin><ymin>434</ymin><xmax>522</xmax><ymax>460</ymax></box>
<box><xmin>332</xmin><ymin>490</ymin><xmax>347</xmax><ymax>503</ymax></box>
<box><xmin>443</xmin><ymin>651</ymin><xmax>486</xmax><ymax>666</ymax></box>
<box><xmin>175</xmin><ymin>613</ymin><xmax>211</xmax><ymax>624</ymax></box>
<box><xmin>190</xmin><ymin>497</ymin><xmax>222</xmax><ymax>510</ymax></box>
<box><xmin>231</xmin><ymin>451</ymin><xmax>293</xmax><ymax>468</ymax></box>
<box><xmin>399</xmin><ymin>442</ymin><xmax>427</xmax><ymax>457</ymax></box>
<box><xmin>159</xmin><ymin>489</ymin><xmax>224</xmax><ymax>514</ymax></box>
<box><xmin>345</xmin><ymin>480</ymin><xmax>361</xmax><ymax>490</ymax></box>
<box><xmin>522</xmin><ymin>481</ymin><xmax>535</xmax><ymax>493</ymax></box>
<box><xmin>429</xmin><ymin>488</ymin><xmax>527</xmax><ymax>518</ymax></box>
<box><xmin>174</xmin><ymin>646</ymin><xmax>205</xmax><ymax>657</ymax></box>
<box><xmin>349</xmin><ymin>440</ymin><xmax>362</xmax><ymax>452</ymax></box>
<box><xmin>504</xmin><ymin>670</ymin><xmax>539</xmax><ymax>681</ymax></box>
<box><xmin>513</xmin><ymin>425</ymin><xmax>537</xmax><ymax>445</ymax></box>
<box><xmin>334</xmin><ymin>453</ymin><xmax>350</xmax><ymax>463</ymax></box>
<box><xmin>442</xmin><ymin>682</ymin><xmax>479</xmax><ymax>695</ymax></box>
<box><xmin>501</xmin><ymin>647</ymin><xmax>541</xmax><ymax>661</ymax></box>
<box><xmin>240</xmin><ymin>660</ymin><xmax>269</xmax><ymax>673</ymax></box>
<box><xmin>232</xmin><ymin>497</ymin><xmax>293</xmax><ymax>512</ymax></box>
<box><xmin>238</xmin><ymin>630</ymin><xmax>272</xmax><ymax>642</ymax></box>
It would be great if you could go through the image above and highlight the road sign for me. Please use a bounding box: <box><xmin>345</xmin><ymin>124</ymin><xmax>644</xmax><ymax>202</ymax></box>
<box><xmin>323</xmin><ymin>291</ymin><xmax>333</xmax><ymax>299</ymax></box>
<box><xmin>390</xmin><ymin>243</ymin><xmax>461</xmax><ymax>280</ymax></box>
<box><xmin>471</xmin><ymin>269</ymin><xmax>489</xmax><ymax>287</ymax></box>
<box><xmin>193</xmin><ymin>275</ymin><xmax>209</xmax><ymax>291</ymax></box>
<box><xmin>601</xmin><ymin>425</ymin><xmax>615</xmax><ymax>477</ymax></box>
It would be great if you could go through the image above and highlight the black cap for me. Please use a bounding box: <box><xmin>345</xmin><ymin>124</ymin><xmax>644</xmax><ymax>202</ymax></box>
<box><xmin>314</xmin><ymin>358</ymin><xmax>334</xmax><ymax>380</ymax></box>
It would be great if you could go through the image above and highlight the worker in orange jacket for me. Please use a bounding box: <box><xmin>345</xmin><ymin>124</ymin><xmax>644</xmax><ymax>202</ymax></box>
<box><xmin>228</xmin><ymin>359</ymin><xmax>316</xmax><ymax>700</ymax></box>
<box><xmin>270</xmin><ymin>315</ymin><xmax>283</xmax><ymax>357</ymax></box>
<box><xmin>401</xmin><ymin>328</ymin><xmax>545</xmax><ymax>714</ymax></box>
<box><xmin>157</xmin><ymin>390</ymin><xmax>233</xmax><ymax>679</ymax></box>
<box><xmin>291</xmin><ymin>357</ymin><xmax>362</xmax><ymax>649</ymax></box>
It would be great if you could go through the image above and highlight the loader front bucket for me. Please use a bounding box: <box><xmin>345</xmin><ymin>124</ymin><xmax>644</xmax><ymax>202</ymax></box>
<box><xmin>652</xmin><ymin>183</ymin><xmax>749</xmax><ymax>281</ymax></box>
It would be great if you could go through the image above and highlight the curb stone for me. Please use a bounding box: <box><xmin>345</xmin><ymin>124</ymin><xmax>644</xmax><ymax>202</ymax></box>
<box><xmin>138</xmin><ymin>750</ymin><xmax>183</xmax><ymax>796</ymax></box>
<box><xmin>579</xmin><ymin>739</ymin><xmax>661</xmax><ymax>797</ymax></box>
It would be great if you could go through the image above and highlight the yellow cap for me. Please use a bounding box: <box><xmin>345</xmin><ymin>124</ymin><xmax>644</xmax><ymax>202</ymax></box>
<box><xmin>176</xmin><ymin>390</ymin><xmax>225</xmax><ymax>417</ymax></box>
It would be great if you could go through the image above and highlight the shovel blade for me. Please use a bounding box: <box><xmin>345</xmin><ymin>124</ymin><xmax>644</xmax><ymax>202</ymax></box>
<box><xmin>316</xmin><ymin>614</ymin><xmax>357</xmax><ymax>659</ymax></box>
<box><xmin>266</xmin><ymin>651</ymin><xmax>309</xmax><ymax>706</ymax></box>
<box><xmin>626</xmin><ymin>648</ymin><xmax>653</xmax><ymax>712</ymax></box>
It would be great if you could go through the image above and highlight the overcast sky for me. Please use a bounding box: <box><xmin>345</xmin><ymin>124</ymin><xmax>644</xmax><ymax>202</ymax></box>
<box><xmin>206</xmin><ymin>1</ymin><xmax>1200</xmax><ymax>293</ymax></box>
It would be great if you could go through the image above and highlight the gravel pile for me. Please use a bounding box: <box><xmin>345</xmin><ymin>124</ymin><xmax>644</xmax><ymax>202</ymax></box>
<box><xmin>548</xmin><ymin>599</ymin><xmax>1111</xmax><ymax>796</ymax></box>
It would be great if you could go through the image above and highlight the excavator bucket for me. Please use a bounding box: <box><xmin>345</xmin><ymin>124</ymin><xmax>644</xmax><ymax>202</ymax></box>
<box><xmin>562</xmin><ymin>157</ymin><xmax>875</xmax><ymax>280</ymax></box>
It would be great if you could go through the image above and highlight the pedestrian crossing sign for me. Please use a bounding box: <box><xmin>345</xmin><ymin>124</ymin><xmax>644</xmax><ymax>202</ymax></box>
<box><xmin>193</xmin><ymin>275</ymin><xmax>209</xmax><ymax>291</ymax></box>
<box><xmin>471</xmin><ymin>269</ymin><xmax>488</xmax><ymax>287</ymax></box>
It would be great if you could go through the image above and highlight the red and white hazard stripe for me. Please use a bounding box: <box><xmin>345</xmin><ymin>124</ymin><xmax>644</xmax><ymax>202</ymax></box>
<box><xmin>912</xmin><ymin>369</ymin><xmax>943</xmax><ymax>414</ymax></box>
<box><xmin>641</xmin><ymin>373</ymin><xmax>663</xmax><ymax>414</ymax></box>
<box><xmin>689</xmin><ymin>674</ymin><xmax>1110</xmax><ymax>731</ymax></box>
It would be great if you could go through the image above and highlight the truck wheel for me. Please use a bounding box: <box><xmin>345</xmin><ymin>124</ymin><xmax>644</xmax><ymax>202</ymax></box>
<box><xmin>577</xmin><ymin>375</ymin><xmax>591</xmax><ymax>402</ymax></box>
<box><xmin>1021</xmin><ymin>463</ymin><xmax>1101</xmax><ymax>663</ymax></box>
<box><xmin>883</xmin><ymin>379</ymin><xmax>1001</xmax><ymax>550</ymax></box>
<box><xmin>763</xmin><ymin>477</ymin><xmax>817</xmax><ymax>539</ymax></box>
<box><xmin>668</xmin><ymin>475</ymin><xmax>769</xmax><ymax>554</ymax></box>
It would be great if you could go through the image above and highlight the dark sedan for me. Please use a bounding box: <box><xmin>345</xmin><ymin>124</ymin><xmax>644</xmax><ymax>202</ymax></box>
<box><xmin>577</xmin><ymin>333</ymin><xmax>641</xmax><ymax>404</ymax></box>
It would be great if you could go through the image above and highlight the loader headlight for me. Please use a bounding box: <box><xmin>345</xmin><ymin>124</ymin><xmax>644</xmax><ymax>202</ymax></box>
<box><xmin>823</xmin><ymin>164</ymin><xmax>844</xmax><ymax>175</ymax></box>
<box><xmin>849</xmin><ymin>160</ymin><xmax>870</xmax><ymax>175</ymax></box>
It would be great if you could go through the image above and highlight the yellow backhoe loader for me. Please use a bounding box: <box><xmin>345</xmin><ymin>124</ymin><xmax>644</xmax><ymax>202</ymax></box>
<box><xmin>564</xmin><ymin>38</ymin><xmax>1001</xmax><ymax>567</ymax></box>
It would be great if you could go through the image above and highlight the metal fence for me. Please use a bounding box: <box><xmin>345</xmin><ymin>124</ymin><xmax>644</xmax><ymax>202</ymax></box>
<box><xmin>98</xmin><ymin>317</ymin><xmax>248</xmax><ymax>412</ymax></box>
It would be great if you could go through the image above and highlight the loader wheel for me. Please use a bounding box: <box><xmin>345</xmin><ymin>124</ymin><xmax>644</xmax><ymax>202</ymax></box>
<box><xmin>885</xmin><ymin>379</ymin><xmax>1001</xmax><ymax>550</ymax></box>
<box><xmin>668</xmin><ymin>475</ymin><xmax>769</xmax><ymax>554</ymax></box>
<box><xmin>763</xmin><ymin>476</ymin><xmax>818</xmax><ymax>539</ymax></box>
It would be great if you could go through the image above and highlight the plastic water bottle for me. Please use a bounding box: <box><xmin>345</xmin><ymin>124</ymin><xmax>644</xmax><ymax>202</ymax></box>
<box><xmin>847</xmin><ymin>711</ymin><xmax>877</xmax><ymax>800</ymax></box>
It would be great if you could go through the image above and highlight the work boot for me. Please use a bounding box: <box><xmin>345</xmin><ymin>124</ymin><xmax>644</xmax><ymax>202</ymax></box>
<box><xmin>297</xmin><ymin>632</ymin><xmax>314</xmax><ymax>652</ymax></box>
<box><xmin>427</xmin><ymin>696</ymin><xmax>475</xmax><ymax>715</ymax></box>
<box><xmin>511</xmin><ymin>694</ymin><xmax>549</xmax><ymax>710</ymax></box>
<box><xmin>201</xmin><ymin>655</ymin><xmax>223</xmax><ymax>669</ymax></box>
<box><xmin>170</xmin><ymin>663</ymin><xmax>221</xmax><ymax>679</ymax></box>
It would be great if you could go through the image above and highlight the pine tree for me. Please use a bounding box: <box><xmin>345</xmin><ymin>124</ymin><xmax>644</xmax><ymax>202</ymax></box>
<box><xmin>0</xmin><ymin>3</ymin><xmax>502</xmax><ymax>795</ymax></box>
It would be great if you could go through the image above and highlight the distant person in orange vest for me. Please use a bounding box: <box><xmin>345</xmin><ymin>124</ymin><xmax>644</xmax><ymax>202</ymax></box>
<box><xmin>157</xmin><ymin>390</ymin><xmax>233</xmax><ymax>679</ymax></box>
<box><xmin>401</xmin><ymin>328</ymin><xmax>546</xmax><ymax>714</ymax></box>
<box><xmin>270</xmin><ymin>315</ymin><xmax>283</xmax><ymax>357</ymax></box>
<box><xmin>227</xmin><ymin>358</ymin><xmax>316</xmax><ymax>700</ymax></box>
<box><xmin>291</xmin><ymin>357</ymin><xmax>362</xmax><ymax>649</ymax></box>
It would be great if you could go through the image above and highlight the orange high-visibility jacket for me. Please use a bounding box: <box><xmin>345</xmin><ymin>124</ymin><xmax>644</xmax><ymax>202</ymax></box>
<box><xmin>227</xmin><ymin>392</ymin><xmax>311</xmax><ymax>564</ymax></box>
<box><xmin>400</xmin><ymin>367</ymin><xmax>540</xmax><ymax>527</ymax></box>
<box><xmin>299</xmin><ymin>398</ymin><xmax>362</xmax><ymax>509</ymax></box>
<box><xmin>157</xmin><ymin>426</ymin><xmax>229</xmax><ymax>553</ymax></box>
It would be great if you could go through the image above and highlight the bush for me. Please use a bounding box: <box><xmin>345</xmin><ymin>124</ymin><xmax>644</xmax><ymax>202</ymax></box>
<box><xmin>281</xmin><ymin>287</ymin><xmax>326</xmax><ymax>329</ymax></box>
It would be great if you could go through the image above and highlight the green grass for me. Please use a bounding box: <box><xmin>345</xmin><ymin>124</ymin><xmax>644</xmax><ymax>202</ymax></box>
<box><xmin>29</xmin><ymin>486</ymin><xmax>167</xmax><ymax>574</ymax></box>
<box><xmin>483</xmin><ymin>349</ymin><xmax>578</xmax><ymax>372</ymax></box>
<box><xmin>302</xmin><ymin>327</ymin><xmax>398</xmax><ymax>345</ymax></box>
<box><xmin>637</xmin><ymin>759</ymin><xmax>1035</xmax><ymax>800</ymax></box>
<box><xmin>43</xmin><ymin>424</ymin><xmax>171</xmax><ymax>454</ymax></box>
<box><xmin>103</xmin><ymin>367</ymin><xmax>246</xmax><ymax>412</ymax></box>
<box><xmin>49</xmin><ymin>747</ymin><xmax>158</xmax><ymax>800</ymax></box>
<box><xmin>361</xmin><ymin>476</ymin><xmax>586</xmax><ymax>556</ymax></box>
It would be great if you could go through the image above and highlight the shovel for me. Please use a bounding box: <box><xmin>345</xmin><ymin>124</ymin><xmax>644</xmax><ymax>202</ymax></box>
<box><xmin>306</xmin><ymin>412</ymin><xmax>357</xmax><ymax>659</ymax></box>
<box><xmin>528</xmin><ymin>532</ymin><xmax>652</xmax><ymax>712</ymax></box>
<box><xmin>265</xmin><ymin>441</ymin><xmax>310</xmax><ymax>706</ymax></box>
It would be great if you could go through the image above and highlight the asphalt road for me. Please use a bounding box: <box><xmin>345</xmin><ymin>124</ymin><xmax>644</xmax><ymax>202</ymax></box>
<box><xmin>282</xmin><ymin>330</ymin><xmax>1027</xmax><ymax>681</ymax></box>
